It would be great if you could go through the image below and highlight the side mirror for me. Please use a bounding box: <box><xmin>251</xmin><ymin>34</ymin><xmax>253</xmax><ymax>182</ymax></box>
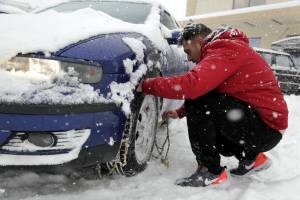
<box><xmin>166</xmin><ymin>30</ymin><xmax>182</xmax><ymax>45</ymax></box>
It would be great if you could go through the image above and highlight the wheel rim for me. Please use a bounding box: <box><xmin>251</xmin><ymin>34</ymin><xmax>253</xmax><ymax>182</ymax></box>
<box><xmin>134</xmin><ymin>95</ymin><xmax>157</xmax><ymax>164</ymax></box>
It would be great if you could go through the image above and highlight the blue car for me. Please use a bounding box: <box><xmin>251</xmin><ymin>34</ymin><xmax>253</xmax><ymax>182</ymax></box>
<box><xmin>0</xmin><ymin>0</ymin><xmax>188</xmax><ymax>177</ymax></box>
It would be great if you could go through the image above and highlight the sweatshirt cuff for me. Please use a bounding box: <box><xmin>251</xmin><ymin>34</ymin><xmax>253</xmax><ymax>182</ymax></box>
<box><xmin>142</xmin><ymin>78</ymin><xmax>155</xmax><ymax>95</ymax></box>
<box><xmin>176</xmin><ymin>105</ymin><xmax>186</xmax><ymax>118</ymax></box>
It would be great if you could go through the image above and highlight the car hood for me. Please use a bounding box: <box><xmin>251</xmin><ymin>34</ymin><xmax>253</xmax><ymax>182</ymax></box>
<box><xmin>0</xmin><ymin>7</ymin><xmax>165</xmax><ymax>63</ymax></box>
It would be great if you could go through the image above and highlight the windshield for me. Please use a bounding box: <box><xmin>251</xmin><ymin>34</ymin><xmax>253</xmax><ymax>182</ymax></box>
<box><xmin>41</xmin><ymin>1</ymin><xmax>152</xmax><ymax>24</ymax></box>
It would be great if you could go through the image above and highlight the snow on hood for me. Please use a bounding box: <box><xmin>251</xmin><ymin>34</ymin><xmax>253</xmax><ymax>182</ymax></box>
<box><xmin>0</xmin><ymin>4</ymin><xmax>27</xmax><ymax>13</ymax></box>
<box><xmin>0</xmin><ymin>2</ymin><xmax>168</xmax><ymax>114</ymax></box>
<box><xmin>0</xmin><ymin>5</ymin><xmax>166</xmax><ymax>62</ymax></box>
<box><xmin>0</xmin><ymin>68</ymin><xmax>108</xmax><ymax>105</ymax></box>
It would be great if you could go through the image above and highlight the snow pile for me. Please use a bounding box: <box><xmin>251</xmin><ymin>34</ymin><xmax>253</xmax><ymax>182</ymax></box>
<box><xmin>0</xmin><ymin>68</ymin><xmax>107</xmax><ymax>105</ymax></box>
<box><xmin>109</xmin><ymin>37</ymin><xmax>148</xmax><ymax>115</ymax></box>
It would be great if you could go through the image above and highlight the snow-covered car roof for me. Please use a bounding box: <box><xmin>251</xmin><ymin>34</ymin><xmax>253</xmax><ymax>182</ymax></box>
<box><xmin>272</xmin><ymin>36</ymin><xmax>300</xmax><ymax>45</ymax></box>
<box><xmin>272</xmin><ymin>36</ymin><xmax>300</xmax><ymax>51</ymax></box>
<box><xmin>254</xmin><ymin>47</ymin><xmax>291</xmax><ymax>56</ymax></box>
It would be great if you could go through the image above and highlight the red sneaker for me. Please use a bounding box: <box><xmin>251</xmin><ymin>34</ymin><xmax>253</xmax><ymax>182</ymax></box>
<box><xmin>230</xmin><ymin>153</ymin><xmax>272</xmax><ymax>176</ymax></box>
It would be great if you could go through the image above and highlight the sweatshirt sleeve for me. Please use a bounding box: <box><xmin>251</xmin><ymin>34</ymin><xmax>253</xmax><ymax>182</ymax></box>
<box><xmin>142</xmin><ymin>42</ymin><xmax>241</xmax><ymax>100</ymax></box>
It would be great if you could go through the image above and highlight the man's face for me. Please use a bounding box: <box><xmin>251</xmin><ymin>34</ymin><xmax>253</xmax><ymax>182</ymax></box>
<box><xmin>182</xmin><ymin>36</ymin><xmax>204</xmax><ymax>63</ymax></box>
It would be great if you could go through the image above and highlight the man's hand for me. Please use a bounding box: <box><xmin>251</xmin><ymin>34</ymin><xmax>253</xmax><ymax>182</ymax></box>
<box><xmin>162</xmin><ymin>110</ymin><xmax>179</xmax><ymax>120</ymax></box>
<box><xmin>136</xmin><ymin>81</ymin><xmax>143</xmax><ymax>92</ymax></box>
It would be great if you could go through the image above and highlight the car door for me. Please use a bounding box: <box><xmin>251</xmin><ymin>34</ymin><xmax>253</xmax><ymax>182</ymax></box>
<box><xmin>159</xmin><ymin>9</ymin><xmax>190</xmax><ymax>76</ymax></box>
<box><xmin>271</xmin><ymin>54</ymin><xmax>300</xmax><ymax>95</ymax></box>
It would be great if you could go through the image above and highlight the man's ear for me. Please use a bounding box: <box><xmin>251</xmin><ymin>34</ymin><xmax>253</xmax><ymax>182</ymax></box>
<box><xmin>195</xmin><ymin>36</ymin><xmax>204</xmax><ymax>46</ymax></box>
<box><xmin>194</xmin><ymin>36</ymin><xmax>204</xmax><ymax>50</ymax></box>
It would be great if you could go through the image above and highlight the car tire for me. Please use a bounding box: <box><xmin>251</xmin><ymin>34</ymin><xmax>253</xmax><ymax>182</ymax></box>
<box><xmin>117</xmin><ymin>91</ymin><xmax>159</xmax><ymax>176</ymax></box>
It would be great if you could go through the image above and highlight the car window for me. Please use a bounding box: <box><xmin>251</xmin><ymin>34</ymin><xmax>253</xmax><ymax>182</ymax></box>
<box><xmin>41</xmin><ymin>1</ymin><xmax>152</xmax><ymax>24</ymax></box>
<box><xmin>160</xmin><ymin>10</ymin><xmax>179</xmax><ymax>30</ymax></box>
<box><xmin>260</xmin><ymin>52</ymin><xmax>272</xmax><ymax>65</ymax></box>
<box><xmin>275</xmin><ymin>55</ymin><xmax>292</xmax><ymax>68</ymax></box>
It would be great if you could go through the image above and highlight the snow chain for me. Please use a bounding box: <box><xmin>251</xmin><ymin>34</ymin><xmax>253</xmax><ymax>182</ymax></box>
<box><xmin>106</xmin><ymin>138</ymin><xmax>130</xmax><ymax>176</ymax></box>
<box><xmin>95</xmin><ymin>114</ymin><xmax>171</xmax><ymax>178</ymax></box>
<box><xmin>153</xmin><ymin>118</ymin><xmax>171</xmax><ymax>168</ymax></box>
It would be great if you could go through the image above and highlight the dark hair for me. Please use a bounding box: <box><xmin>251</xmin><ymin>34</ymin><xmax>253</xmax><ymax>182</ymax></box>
<box><xmin>178</xmin><ymin>23</ymin><xmax>212</xmax><ymax>45</ymax></box>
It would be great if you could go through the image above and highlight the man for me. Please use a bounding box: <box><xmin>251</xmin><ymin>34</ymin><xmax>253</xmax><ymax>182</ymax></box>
<box><xmin>137</xmin><ymin>24</ymin><xmax>288</xmax><ymax>187</ymax></box>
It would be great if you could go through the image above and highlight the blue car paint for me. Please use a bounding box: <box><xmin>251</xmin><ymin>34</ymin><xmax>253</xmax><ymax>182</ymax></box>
<box><xmin>56</xmin><ymin>33</ymin><xmax>142</xmax><ymax>74</ymax></box>
<box><xmin>0</xmin><ymin>130</ymin><xmax>11</xmax><ymax>146</ymax></box>
<box><xmin>0</xmin><ymin>32</ymin><xmax>178</xmax><ymax>165</ymax></box>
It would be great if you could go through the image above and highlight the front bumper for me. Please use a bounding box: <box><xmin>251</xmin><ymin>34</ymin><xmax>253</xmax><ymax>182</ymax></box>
<box><xmin>0</xmin><ymin>143</ymin><xmax>121</xmax><ymax>174</ymax></box>
<box><xmin>0</xmin><ymin>102</ymin><xmax>127</xmax><ymax>167</ymax></box>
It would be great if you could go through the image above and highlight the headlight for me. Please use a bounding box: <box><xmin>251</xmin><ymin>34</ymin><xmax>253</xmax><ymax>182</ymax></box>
<box><xmin>0</xmin><ymin>57</ymin><xmax>103</xmax><ymax>84</ymax></box>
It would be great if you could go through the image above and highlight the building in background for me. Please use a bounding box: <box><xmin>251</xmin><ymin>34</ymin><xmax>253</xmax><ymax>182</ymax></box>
<box><xmin>181</xmin><ymin>0</ymin><xmax>300</xmax><ymax>50</ymax></box>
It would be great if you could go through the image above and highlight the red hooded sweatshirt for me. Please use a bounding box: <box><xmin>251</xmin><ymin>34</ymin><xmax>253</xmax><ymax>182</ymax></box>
<box><xmin>142</xmin><ymin>27</ymin><xmax>288</xmax><ymax>132</ymax></box>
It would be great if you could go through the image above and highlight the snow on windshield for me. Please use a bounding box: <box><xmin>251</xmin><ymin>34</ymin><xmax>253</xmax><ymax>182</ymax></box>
<box><xmin>42</xmin><ymin>1</ymin><xmax>152</xmax><ymax>24</ymax></box>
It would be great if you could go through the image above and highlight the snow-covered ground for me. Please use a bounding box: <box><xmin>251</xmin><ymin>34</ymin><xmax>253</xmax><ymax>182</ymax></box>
<box><xmin>0</xmin><ymin>95</ymin><xmax>299</xmax><ymax>200</ymax></box>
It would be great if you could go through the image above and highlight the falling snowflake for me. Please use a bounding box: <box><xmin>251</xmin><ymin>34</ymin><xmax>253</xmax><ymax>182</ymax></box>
<box><xmin>226</xmin><ymin>109</ymin><xmax>244</xmax><ymax>122</ymax></box>
<box><xmin>173</xmin><ymin>84</ymin><xmax>182</xmax><ymax>91</ymax></box>
<box><xmin>272</xmin><ymin>112</ymin><xmax>279</xmax><ymax>118</ymax></box>
<box><xmin>242</xmin><ymin>151</ymin><xmax>246</xmax><ymax>157</ymax></box>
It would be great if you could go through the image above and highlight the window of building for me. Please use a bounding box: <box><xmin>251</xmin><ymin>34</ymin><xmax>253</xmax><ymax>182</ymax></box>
<box><xmin>250</xmin><ymin>0</ymin><xmax>266</xmax><ymax>7</ymax></box>
<box><xmin>233</xmin><ymin>0</ymin><xmax>249</xmax><ymax>9</ymax></box>
<box><xmin>233</xmin><ymin>0</ymin><xmax>266</xmax><ymax>9</ymax></box>
<box><xmin>249</xmin><ymin>37</ymin><xmax>262</xmax><ymax>47</ymax></box>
